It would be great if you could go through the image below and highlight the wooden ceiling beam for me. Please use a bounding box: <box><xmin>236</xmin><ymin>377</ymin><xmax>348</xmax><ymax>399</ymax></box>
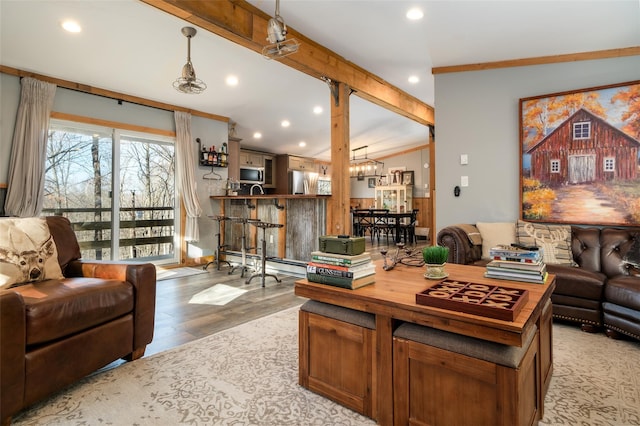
<box><xmin>140</xmin><ymin>0</ymin><xmax>435</xmax><ymax>127</ymax></box>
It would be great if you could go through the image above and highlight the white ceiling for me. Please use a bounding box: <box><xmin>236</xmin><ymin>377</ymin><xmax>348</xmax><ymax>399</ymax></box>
<box><xmin>1</xmin><ymin>0</ymin><xmax>638</xmax><ymax>161</ymax></box>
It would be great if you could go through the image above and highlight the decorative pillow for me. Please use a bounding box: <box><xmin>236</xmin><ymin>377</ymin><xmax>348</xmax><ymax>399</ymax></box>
<box><xmin>476</xmin><ymin>222</ymin><xmax>516</xmax><ymax>260</ymax></box>
<box><xmin>516</xmin><ymin>220</ymin><xmax>576</xmax><ymax>266</ymax></box>
<box><xmin>0</xmin><ymin>218</ymin><xmax>64</xmax><ymax>289</ymax></box>
<box><xmin>623</xmin><ymin>237</ymin><xmax>640</xmax><ymax>268</ymax></box>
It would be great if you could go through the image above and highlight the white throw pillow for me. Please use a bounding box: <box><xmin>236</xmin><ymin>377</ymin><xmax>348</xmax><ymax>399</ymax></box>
<box><xmin>476</xmin><ymin>222</ymin><xmax>517</xmax><ymax>260</ymax></box>
<box><xmin>0</xmin><ymin>218</ymin><xmax>64</xmax><ymax>289</ymax></box>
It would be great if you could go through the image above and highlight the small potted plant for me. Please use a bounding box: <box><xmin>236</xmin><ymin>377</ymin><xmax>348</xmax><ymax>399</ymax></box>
<box><xmin>422</xmin><ymin>245</ymin><xmax>450</xmax><ymax>279</ymax></box>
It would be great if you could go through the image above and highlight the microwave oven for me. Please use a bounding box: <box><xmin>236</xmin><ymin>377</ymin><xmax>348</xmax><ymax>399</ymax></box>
<box><xmin>239</xmin><ymin>166</ymin><xmax>264</xmax><ymax>185</ymax></box>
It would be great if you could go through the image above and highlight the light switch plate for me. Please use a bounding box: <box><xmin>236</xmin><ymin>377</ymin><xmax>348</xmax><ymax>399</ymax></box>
<box><xmin>461</xmin><ymin>176</ymin><xmax>469</xmax><ymax>187</ymax></box>
<box><xmin>460</xmin><ymin>154</ymin><xmax>468</xmax><ymax>165</ymax></box>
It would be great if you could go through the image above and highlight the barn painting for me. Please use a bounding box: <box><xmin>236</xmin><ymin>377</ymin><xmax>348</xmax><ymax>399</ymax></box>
<box><xmin>520</xmin><ymin>81</ymin><xmax>640</xmax><ymax>226</ymax></box>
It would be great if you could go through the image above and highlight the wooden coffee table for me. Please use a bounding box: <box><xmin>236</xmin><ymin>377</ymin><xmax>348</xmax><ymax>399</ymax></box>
<box><xmin>295</xmin><ymin>261</ymin><xmax>555</xmax><ymax>425</ymax></box>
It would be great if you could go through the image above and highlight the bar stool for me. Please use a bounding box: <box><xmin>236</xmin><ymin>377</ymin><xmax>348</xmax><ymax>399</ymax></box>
<box><xmin>203</xmin><ymin>215</ymin><xmax>231</xmax><ymax>271</ymax></box>
<box><xmin>246</xmin><ymin>220</ymin><xmax>283</xmax><ymax>287</ymax></box>
<box><xmin>227</xmin><ymin>217</ymin><xmax>255</xmax><ymax>278</ymax></box>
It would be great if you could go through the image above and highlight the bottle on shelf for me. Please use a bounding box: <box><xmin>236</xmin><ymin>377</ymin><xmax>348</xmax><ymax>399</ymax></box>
<box><xmin>208</xmin><ymin>147</ymin><xmax>214</xmax><ymax>164</ymax></box>
<box><xmin>212</xmin><ymin>146</ymin><xmax>218</xmax><ymax>166</ymax></box>
<box><xmin>202</xmin><ymin>146</ymin><xmax>208</xmax><ymax>163</ymax></box>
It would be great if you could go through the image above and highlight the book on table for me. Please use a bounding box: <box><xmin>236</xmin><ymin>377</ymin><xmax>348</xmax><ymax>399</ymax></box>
<box><xmin>489</xmin><ymin>245</ymin><xmax>542</xmax><ymax>261</ymax></box>
<box><xmin>309</xmin><ymin>251</ymin><xmax>371</xmax><ymax>267</ymax></box>
<box><xmin>486</xmin><ymin>260</ymin><xmax>546</xmax><ymax>274</ymax></box>
<box><xmin>306</xmin><ymin>271</ymin><xmax>376</xmax><ymax>289</ymax></box>
<box><xmin>306</xmin><ymin>262</ymin><xmax>376</xmax><ymax>279</ymax></box>
<box><xmin>484</xmin><ymin>270</ymin><xmax>548</xmax><ymax>284</ymax></box>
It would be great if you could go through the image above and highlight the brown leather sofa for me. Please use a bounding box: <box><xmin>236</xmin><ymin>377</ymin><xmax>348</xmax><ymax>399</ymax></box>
<box><xmin>0</xmin><ymin>216</ymin><xmax>156</xmax><ymax>425</ymax></box>
<box><xmin>437</xmin><ymin>224</ymin><xmax>640</xmax><ymax>341</ymax></box>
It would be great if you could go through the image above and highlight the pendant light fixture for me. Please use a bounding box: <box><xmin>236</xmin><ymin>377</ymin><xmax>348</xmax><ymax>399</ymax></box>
<box><xmin>173</xmin><ymin>26</ymin><xmax>207</xmax><ymax>94</ymax></box>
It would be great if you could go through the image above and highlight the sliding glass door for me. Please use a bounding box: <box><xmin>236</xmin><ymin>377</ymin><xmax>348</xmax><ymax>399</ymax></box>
<box><xmin>44</xmin><ymin>119</ymin><xmax>178</xmax><ymax>264</ymax></box>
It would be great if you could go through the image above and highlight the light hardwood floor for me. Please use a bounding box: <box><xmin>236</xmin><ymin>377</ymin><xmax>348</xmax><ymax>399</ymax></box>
<box><xmin>146</xmin><ymin>237</ymin><xmax>426</xmax><ymax>357</ymax></box>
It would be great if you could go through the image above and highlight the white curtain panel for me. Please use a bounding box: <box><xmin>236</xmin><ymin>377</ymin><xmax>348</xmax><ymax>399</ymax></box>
<box><xmin>174</xmin><ymin>111</ymin><xmax>202</xmax><ymax>242</ymax></box>
<box><xmin>5</xmin><ymin>77</ymin><xmax>57</xmax><ymax>217</ymax></box>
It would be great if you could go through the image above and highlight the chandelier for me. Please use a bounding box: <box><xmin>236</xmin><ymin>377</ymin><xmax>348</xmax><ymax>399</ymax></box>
<box><xmin>349</xmin><ymin>146</ymin><xmax>384</xmax><ymax>179</ymax></box>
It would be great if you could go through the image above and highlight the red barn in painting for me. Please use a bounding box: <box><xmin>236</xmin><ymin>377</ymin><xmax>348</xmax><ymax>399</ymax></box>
<box><xmin>527</xmin><ymin>108</ymin><xmax>640</xmax><ymax>185</ymax></box>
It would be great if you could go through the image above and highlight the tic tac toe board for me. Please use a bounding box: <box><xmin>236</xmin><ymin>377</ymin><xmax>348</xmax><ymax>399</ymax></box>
<box><xmin>416</xmin><ymin>279</ymin><xmax>529</xmax><ymax>321</ymax></box>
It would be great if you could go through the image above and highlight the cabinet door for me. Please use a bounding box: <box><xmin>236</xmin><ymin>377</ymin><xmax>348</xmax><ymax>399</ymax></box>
<box><xmin>240</xmin><ymin>151</ymin><xmax>263</xmax><ymax>166</ymax></box>
<box><xmin>263</xmin><ymin>155</ymin><xmax>276</xmax><ymax>188</ymax></box>
<box><xmin>289</xmin><ymin>156</ymin><xmax>316</xmax><ymax>171</ymax></box>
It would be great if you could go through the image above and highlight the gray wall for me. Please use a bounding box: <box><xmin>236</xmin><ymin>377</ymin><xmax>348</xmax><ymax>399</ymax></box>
<box><xmin>0</xmin><ymin>72</ymin><xmax>227</xmax><ymax>257</ymax></box>
<box><xmin>351</xmin><ymin>147</ymin><xmax>431</xmax><ymax>199</ymax></box>
<box><xmin>434</xmin><ymin>56</ymin><xmax>640</xmax><ymax>234</ymax></box>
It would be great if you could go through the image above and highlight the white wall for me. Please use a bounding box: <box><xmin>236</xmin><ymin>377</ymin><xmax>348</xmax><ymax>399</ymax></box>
<box><xmin>434</xmin><ymin>56</ymin><xmax>640</xmax><ymax>234</ymax></box>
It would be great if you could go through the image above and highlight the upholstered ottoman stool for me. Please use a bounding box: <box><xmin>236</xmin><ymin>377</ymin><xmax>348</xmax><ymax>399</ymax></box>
<box><xmin>393</xmin><ymin>323</ymin><xmax>540</xmax><ymax>426</ymax></box>
<box><xmin>298</xmin><ymin>300</ymin><xmax>376</xmax><ymax>418</ymax></box>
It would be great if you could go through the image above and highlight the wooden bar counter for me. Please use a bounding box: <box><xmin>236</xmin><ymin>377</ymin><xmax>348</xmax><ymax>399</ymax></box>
<box><xmin>211</xmin><ymin>194</ymin><xmax>329</xmax><ymax>261</ymax></box>
<box><xmin>295</xmin><ymin>261</ymin><xmax>556</xmax><ymax>425</ymax></box>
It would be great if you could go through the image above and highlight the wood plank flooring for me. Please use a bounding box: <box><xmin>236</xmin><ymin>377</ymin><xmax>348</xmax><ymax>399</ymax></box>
<box><xmin>146</xmin><ymin>237</ymin><xmax>423</xmax><ymax>357</ymax></box>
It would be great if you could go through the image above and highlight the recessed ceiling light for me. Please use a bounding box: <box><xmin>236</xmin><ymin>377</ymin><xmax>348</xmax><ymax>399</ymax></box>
<box><xmin>225</xmin><ymin>75</ymin><xmax>239</xmax><ymax>86</ymax></box>
<box><xmin>406</xmin><ymin>8</ymin><xmax>424</xmax><ymax>20</ymax></box>
<box><xmin>299</xmin><ymin>141</ymin><xmax>306</xmax><ymax>147</ymax></box>
<box><xmin>281</xmin><ymin>120</ymin><xmax>290</xmax><ymax>128</ymax></box>
<box><xmin>61</xmin><ymin>20</ymin><xmax>82</xmax><ymax>33</ymax></box>
<box><xmin>313</xmin><ymin>106</ymin><xmax>323</xmax><ymax>114</ymax></box>
<box><xmin>253</xmin><ymin>132</ymin><xmax>262</xmax><ymax>139</ymax></box>
<box><xmin>408</xmin><ymin>75</ymin><xmax>420</xmax><ymax>84</ymax></box>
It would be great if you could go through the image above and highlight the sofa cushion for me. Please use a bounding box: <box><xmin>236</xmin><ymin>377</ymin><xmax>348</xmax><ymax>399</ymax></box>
<box><xmin>476</xmin><ymin>222</ymin><xmax>516</xmax><ymax>260</ymax></box>
<box><xmin>546</xmin><ymin>264</ymin><xmax>605</xmax><ymax>300</ymax></box>
<box><xmin>605</xmin><ymin>276</ymin><xmax>640</xmax><ymax>311</ymax></box>
<box><xmin>13</xmin><ymin>278</ymin><xmax>134</xmax><ymax>346</ymax></box>
<box><xmin>0</xmin><ymin>218</ymin><xmax>64</xmax><ymax>289</ymax></box>
<box><xmin>516</xmin><ymin>220</ymin><xmax>576</xmax><ymax>266</ymax></box>
<box><xmin>44</xmin><ymin>216</ymin><xmax>81</xmax><ymax>272</ymax></box>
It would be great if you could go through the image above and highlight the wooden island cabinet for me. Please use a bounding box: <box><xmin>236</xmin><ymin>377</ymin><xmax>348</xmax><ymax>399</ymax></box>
<box><xmin>210</xmin><ymin>194</ymin><xmax>328</xmax><ymax>262</ymax></box>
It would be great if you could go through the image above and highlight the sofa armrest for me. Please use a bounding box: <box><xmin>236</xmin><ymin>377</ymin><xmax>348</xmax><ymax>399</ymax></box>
<box><xmin>1</xmin><ymin>291</ymin><xmax>26</xmax><ymax>420</ymax></box>
<box><xmin>437</xmin><ymin>225</ymin><xmax>483</xmax><ymax>265</ymax></box>
<box><xmin>65</xmin><ymin>260</ymin><xmax>156</xmax><ymax>351</ymax></box>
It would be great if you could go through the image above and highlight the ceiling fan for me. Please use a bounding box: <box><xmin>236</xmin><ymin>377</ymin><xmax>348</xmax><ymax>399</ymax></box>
<box><xmin>262</xmin><ymin>0</ymin><xmax>300</xmax><ymax>60</ymax></box>
<box><xmin>173</xmin><ymin>26</ymin><xmax>207</xmax><ymax>94</ymax></box>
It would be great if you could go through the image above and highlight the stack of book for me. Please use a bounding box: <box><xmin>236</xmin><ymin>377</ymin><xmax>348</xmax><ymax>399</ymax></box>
<box><xmin>484</xmin><ymin>245</ymin><xmax>547</xmax><ymax>284</ymax></box>
<box><xmin>306</xmin><ymin>251</ymin><xmax>376</xmax><ymax>289</ymax></box>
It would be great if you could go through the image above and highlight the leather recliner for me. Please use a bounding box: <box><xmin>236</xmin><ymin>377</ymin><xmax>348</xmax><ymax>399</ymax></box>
<box><xmin>0</xmin><ymin>216</ymin><xmax>156</xmax><ymax>425</ymax></box>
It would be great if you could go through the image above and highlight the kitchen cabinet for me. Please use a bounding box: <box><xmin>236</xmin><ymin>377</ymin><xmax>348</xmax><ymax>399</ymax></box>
<box><xmin>287</xmin><ymin>155</ymin><xmax>316</xmax><ymax>172</ymax></box>
<box><xmin>374</xmin><ymin>184</ymin><xmax>413</xmax><ymax>213</ymax></box>
<box><xmin>239</xmin><ymin>150</ymin><xmax>264</xmax><ymax>167</ymax></box>
<box><xmin>263</xmin><ymin>155</ymin><xmax>276</xmax><ymax>188</ymax></box>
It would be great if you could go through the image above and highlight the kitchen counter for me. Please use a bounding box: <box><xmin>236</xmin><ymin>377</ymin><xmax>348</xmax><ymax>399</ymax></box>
<box><xmin>210</xmin><ymin>194</ymin><xmax>330</xmax><ymax>199</ymax></box>
<box><xmin>210</xmin><ymin>195</ymin><xmax>328</xmax><ymax>261</ymax></box>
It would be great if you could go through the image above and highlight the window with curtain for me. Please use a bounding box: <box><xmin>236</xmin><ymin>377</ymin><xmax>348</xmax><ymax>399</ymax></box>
<box><xmin>43</xmin><ymin>119</ymin><xmax>178</xmax><ymax>264</ymax></box>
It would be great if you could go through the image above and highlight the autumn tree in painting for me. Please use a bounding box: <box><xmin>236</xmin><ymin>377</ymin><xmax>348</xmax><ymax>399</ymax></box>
<box><xmin>522</xmin><ymin>91</ymin><xmax>606</xmax><ymax>150</ymax></box>
<box><xmin>611</xmin><ymin>84</ymin><xmax>640</xmax><ymax>140</ymax></box>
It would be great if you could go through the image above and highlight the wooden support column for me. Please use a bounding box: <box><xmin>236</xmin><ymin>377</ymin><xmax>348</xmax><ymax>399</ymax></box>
<box><xmin>328</xmin><ymin>82</ymin><xmax>350</xmax><ymax>236</ymax></box>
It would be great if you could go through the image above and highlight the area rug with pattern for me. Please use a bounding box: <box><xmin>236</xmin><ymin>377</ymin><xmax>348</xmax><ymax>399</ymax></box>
<box><xmin>12</xmin><ymin>307</ymin><xmax>640</xmax><ymax>425</ymax></box>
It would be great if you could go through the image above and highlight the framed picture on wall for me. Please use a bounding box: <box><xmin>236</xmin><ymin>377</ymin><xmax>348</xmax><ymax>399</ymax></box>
<box><xmin>520</xmin><ymin>79</ymin><xmax>640</xmax><ymax>226</ymax></box>
<box><xmin>368</xmin><ymin>178</ymin><xmax>376</xmax><ymax>188</ymax></box>
<box><xmin>388</xmin><ymin>167</ymin><xmax>406</xmax><ymax>185</ymax></box>
<box><xmin>402</xmin><ymin>171</ymin><xmax>414</xmax><ymax>185</ymax></box>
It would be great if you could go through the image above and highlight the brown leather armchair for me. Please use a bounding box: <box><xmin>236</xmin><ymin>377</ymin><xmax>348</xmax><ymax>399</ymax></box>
<box><xmin>1</xmin><ymin>216</ymin><xmax>156</xmax><ymax>425</ymax></box>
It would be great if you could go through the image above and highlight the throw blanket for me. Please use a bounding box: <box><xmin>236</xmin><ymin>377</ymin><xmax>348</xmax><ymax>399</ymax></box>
<box><xmin>457</xmin><ymin>224</ymin><xmax>483</xmax><ymax>246</ymax></box>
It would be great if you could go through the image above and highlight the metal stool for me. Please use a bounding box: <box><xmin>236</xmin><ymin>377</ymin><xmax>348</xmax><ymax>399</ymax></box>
<box><xmin>228</xmin><ymin>217</ymin><xmax>256</xmax><ymax>278</ymax></box>
<box><xmin>246</xmin><ymin>220</ymin><xmax>283</xmax><ymax>287</ymax></box>
<box><xmin>204</xmin><ymin>215</ymin><xmax>231</xmax><ymax>271</ymax></box>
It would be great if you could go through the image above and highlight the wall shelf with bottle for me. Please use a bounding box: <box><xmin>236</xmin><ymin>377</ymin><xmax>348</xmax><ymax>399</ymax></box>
<box><xmin>197</xmin><ymin>138</ymin><xmax>229</xmax><ymax>168</ymax></box>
